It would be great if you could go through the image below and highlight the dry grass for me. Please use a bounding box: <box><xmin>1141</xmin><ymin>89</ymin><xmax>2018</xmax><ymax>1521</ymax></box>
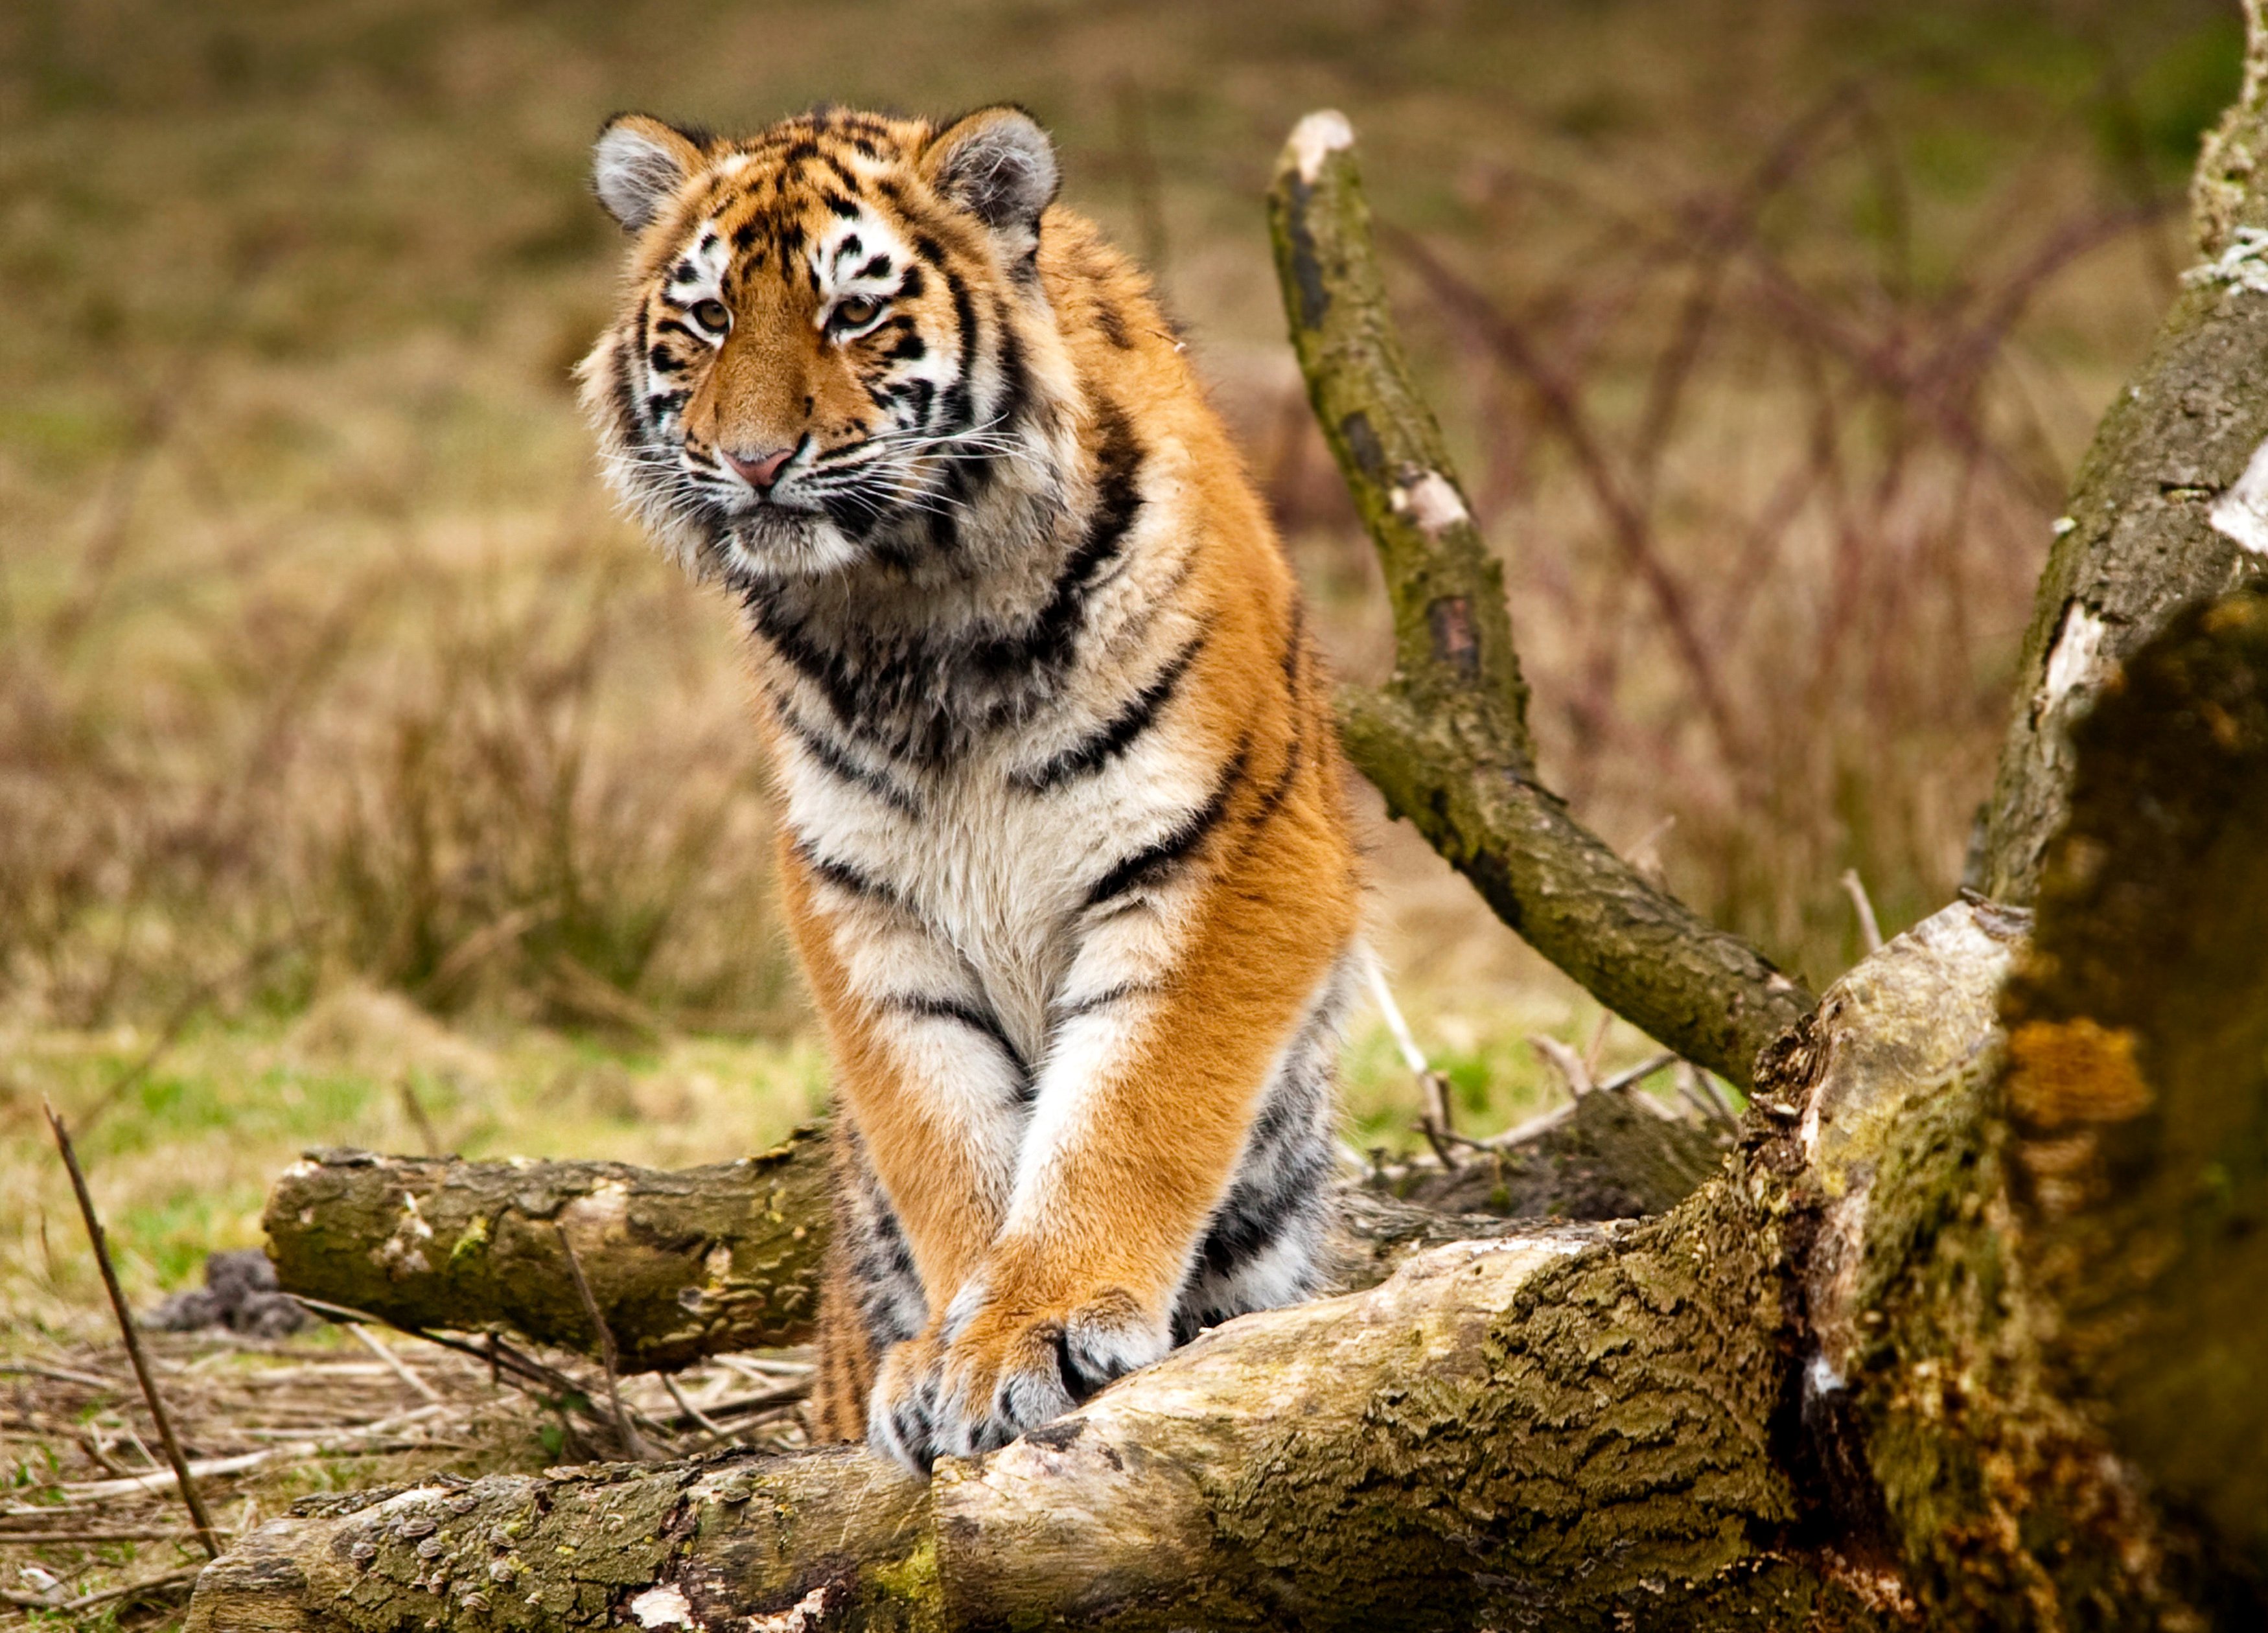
<box><xmin>0</xmin><ymin>0</ymin><xmax>2232</xmax><ymax>1024</ymax></box>
<box><xmin>0</xmin><ymin>1323</ymin><xmax>815</xmax><ymax>1627</ymax></box>
<box><xmin>0</xmin><ymin>3</ymin><xmax>2247</xmax><ymax>1616</ymax></box>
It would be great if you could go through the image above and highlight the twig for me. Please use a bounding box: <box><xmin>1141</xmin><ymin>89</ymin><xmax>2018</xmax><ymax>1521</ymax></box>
<box><xmin>397</xmin><ymin>1078</ymin><xmax>445</xmax><ymax>1157</ymax></box>
<box><xmin>58</xmin><ymin>1405</ymin><xmax>449</xmax><ymax>1501</ymax></box>
<box><xmin>1528</xmin><ymin>1035</ymin><xmax>1596</xmax><ymax>1098</ymax></box>
<box><xmin>346</xmin><ymin>1321</ymin><xmax>443</xmax><ymax>1404</ymax></box>
<box><xmin>1840</xmin><ymin>868</ymin><xmax>1886</xmax><ymax>955</ymax></box>
<box><xmin>1580</xmin><ymin>1010</ymin><xmax>1615</xmax><ymax>1080</ymax></box>
<box><xmin>663</xmin><ymin>1374</ymin><xmax>735</xmax><ymax>1450</ymax></box>
<box><xmin>1598</xmin><ymin>1052</ymin><xmax>1677</xmax><ymax>1094</ymax></box>
<box><xmin>0</xmin><ymin>1528</ymin><xmax>200</xmax><ymax>1544</ymax></box>
<box><xmin>42</xmin><ymin>1100</ymin><xmax>222</xmax><ymax>1558</ymax></box>
<box><xmin>289</xmin><ymin>1295</ymin><xmax>576</xmax><ymax>1397</ymax></box>
<box><xmin>0</xmin><ymin>1363</ymin><xmax>121</xmax><ymax>1393</ymax></box>
<box><xmin>1674</xmin><ymin>1063</ymin><xmax>1739</xmax><ymax>1132</ymax></box>
<box><xmin>556</xmin><ymin>1225</ymin><xmax>652</xmax><ymax>1461</ymax></box>
<box><xmin>1361</xmin><ymin>947</ymin><xmax>1459</xmax><ymax>1168</ymax></box>
<box><xmin>2</xmin><ymin>1562</ymin><xmax>207</xmax><ymax>1613</ymax></box>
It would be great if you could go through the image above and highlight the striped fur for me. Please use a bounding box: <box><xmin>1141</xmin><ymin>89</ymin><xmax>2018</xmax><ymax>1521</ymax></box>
<box><xmin>579</xmin><ymin>104</ymin><xmax>1363</xmax><ymax>1472</ymax></box>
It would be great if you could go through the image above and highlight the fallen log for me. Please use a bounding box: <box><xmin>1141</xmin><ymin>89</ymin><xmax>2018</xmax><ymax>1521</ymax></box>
<box><xmin>193</xmin><ymin>585</ymin><xmax>2268</xmax><ymax>1629</ymax></box>
<box><xmin>262</xmin><ymin>1087</ymin><xmax>1720</xmax><ymax>1372</ymax></box>
<box><xmin>262</xmin><ymin>1128</ymin><xmax>835</xmax><ymax>1374</ymax></box>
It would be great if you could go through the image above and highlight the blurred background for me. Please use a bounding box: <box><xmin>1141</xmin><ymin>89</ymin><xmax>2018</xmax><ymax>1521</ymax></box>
<box><xmin>0</xmin><ymin>0</ymin><xmax>2241</xmax><ymax>1308</ymax></box>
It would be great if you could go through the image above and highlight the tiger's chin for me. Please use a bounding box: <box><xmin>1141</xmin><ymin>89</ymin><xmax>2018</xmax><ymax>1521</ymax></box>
<box><xmin>706</xmin><ymin>513</ymin><xmax>870</xmax><ymax>587</ymax></box>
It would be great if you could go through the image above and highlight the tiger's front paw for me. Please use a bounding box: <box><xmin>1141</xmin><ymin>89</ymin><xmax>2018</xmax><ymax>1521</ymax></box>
<box><xmin>865</xmin><ymin>1286</ymin><xmax>1166</xmax><ymax>1474</ymax></box>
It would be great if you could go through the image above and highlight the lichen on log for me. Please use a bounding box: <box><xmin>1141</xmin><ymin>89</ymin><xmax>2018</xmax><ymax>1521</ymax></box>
<box><xmin>2002</xmin><ymin>585</ymin><xmax>2268</xmax><ymax>1573</ymax></box>
<box><xmin>264</xmin><ymin>1133</ymin><xmax>1597</xmax><ymax>1372</ymax></box>
<box><xmin>1266</xmin><ymin>111</ymin><xmax>1810</xmax><ymax>1085</ymax></box>
<box><xmin>262</xmin><ymin>1126</ymin><xmax>834</xmax><ymax>1372</ymax></box>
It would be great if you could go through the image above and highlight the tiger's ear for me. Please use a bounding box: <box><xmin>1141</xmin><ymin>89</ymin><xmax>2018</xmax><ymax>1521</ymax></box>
<box><xmin>921</xmin><ymin>106</ymin><xmax>1059</xmax><ymax>251</ymax></box>
<box><xmin>592</xmin><ymin>114</ymin><xmax>707</xmax><ymax>233</ymax></box>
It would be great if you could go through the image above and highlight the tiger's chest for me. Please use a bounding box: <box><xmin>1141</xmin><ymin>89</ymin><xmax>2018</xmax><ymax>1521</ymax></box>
<box><xmin>776</xmin><ymin>734</ymin><xmax>1201</xmax><ymax>1066</ymax></box>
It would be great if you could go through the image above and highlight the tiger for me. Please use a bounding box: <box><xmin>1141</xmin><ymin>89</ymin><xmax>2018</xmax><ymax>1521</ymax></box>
<box><xmin>578</xmin><ymin>102</ymin><xmax>1363</xmax><ymax>1472</ymax></box>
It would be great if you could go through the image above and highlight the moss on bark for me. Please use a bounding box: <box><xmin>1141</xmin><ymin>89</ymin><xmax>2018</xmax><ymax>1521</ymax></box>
<box><xmin>262</xmin><ymin>1127</ymin><xmax>833</xmax><ymax>1371</ymax></box>
<box><xmin>1266</xmin><ymin>117</ymin><xmax>1811</xmax><ymax>1085</ymax></box>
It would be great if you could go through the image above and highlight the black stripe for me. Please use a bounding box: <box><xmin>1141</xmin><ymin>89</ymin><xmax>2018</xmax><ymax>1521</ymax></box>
<box><xmin>883</xmin><ymin>994</ymin><xmax>1029</xmax><ymax>1081</ymax></box>
<box><xmin>1013</xmin><ymin>635</ymin><xmax>1202</xmax><ymax>793</ymax></box>
<box><xmin>1083</xmin><ymin>737</ymin><xmax>1251</xmax><ymax>910</ymax></box>
<box><xmin>772</xmin><ymin>693</ymin><xmax>921</xmax><ymax>815</ymax></box>
<box><xmin>969</xmin><ymin>399</ymin><xmax>1144</xmax><ymax>680</ymax></box>
<box><xmin>991</xmin><ymin>305</ymin><xmax>1032</xmax><ymax>434</ymax></box>
<box><xmin>799</xmin><ymin>844</ymin><xmax>902</xmax><ymax>910</ymax></box>
<box><xmin>1246</xmin><ymin>732</ymin><xmax>1304</xmax><ymax>834</ymax></box>
<box><xmin>1048</xmin><ymin>983</ymin><xmax>1157</xmax><ymax>1025</ymax></box>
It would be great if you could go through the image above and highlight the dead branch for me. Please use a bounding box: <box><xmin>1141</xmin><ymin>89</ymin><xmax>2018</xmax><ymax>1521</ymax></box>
<box><xmin>1265</xmin><ymin>112</ymin><xmax>1811</xmax><ymax>1086</ymax></box>
<box><xmin>262</xmin><ymin>1126</ymin><xmax>836</xmax><ymax>1374</ymax></box>
<box><xmin>1976</xmin><ymin>4</ymin><xmax>2268</xmax><ymax>903</ymax></box>
<box><xmin>44</xmin><ymin>1100</ymin><xmax>222</xmax><ymax>1558</ymax></box>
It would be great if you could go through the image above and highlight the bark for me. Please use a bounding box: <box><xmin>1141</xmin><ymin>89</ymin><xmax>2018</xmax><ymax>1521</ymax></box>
<box><xmin>262</xmin><ymin>1129</ymin><xmax>835</xmax><ymax>1373</ymax></box>
<box><xmin>1266</xmin><ymin>113</ymin><xmax>1812</xmax><ymax>1087</ymax></box>
<box><xmin>1974</xmin><ymin>3</ymin><xmax>2268</xmax><ymax>903</ymax></box>
<box><xmin>199</xmin><ymin>588</ymin><xmax>2268</xmax><ymax>1628</ymax></box>
<box><xmin>1999</xmin><ymin>586</ymin><xmax>2268</xmax><ymax>1574</ymax></box>
<box><xmin>198</xmin><ymin>1216</ymin><xmax>1879</xmax><ymax>1633</ymax></box>
<box><xmin>262</xmin><ymin>1122</ymin><xmax>1700</xmax><ymax>1369</ymax></box>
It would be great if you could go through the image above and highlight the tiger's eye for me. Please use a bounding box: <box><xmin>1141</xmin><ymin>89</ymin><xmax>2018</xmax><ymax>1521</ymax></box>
<box><xmin>830</xmin><ymin>296</ymin><xmax>883</xmax><ymax>333</ymax></box>
<box><xmin>691</xmin><ymin>299</ymin><xmax>732</xmax><ymax>333</ymax></box>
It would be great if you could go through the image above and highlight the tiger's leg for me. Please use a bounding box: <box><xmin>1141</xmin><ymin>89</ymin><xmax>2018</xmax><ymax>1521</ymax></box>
<box><xmin>1171</xmin><ymin>972</ymin><xmax>1351</xmax><ymax>1341</ymax></box>
<box><xmin>868</xmin><ymin>833</ymin><xmax>1360</xmax><ymax>1468</ymax></box>
<box><xmin>778</xmin><ymin>842</ymin><xmax>1028</xmax><ymax>1434</ymax></box>
<box><xmin>809</xmin><ymin>1119</ymin><xmax>927</xmax><ymax>1441</ymax></box>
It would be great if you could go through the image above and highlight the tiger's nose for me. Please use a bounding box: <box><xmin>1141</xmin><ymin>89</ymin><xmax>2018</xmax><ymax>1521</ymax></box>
<box><xmin>723</xmin><ymin>445</ymin><xmax>794</xmax><ymax>491</ymax></box>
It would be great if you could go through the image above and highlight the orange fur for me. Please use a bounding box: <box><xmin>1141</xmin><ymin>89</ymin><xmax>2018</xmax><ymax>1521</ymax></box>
<box><xmin>583</xmin><ymin>105</ymin><xmax>1362</xmax><ymax>1465</ymax></box>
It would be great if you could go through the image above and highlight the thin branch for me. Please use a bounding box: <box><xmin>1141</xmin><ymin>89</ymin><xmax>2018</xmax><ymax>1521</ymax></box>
<box><xmin>1361</xmin><ymin>946</ymin><xmax>1460</xmax><ymax>1168</ymax></box>
<box><xmin>42</xmin><ymin>1101</ymin><xmax>222</xmax><ymax>1559</ymax></box>
<box><xmin>1840</xmin><ymin>868</ymin><xmax>1886</xmax><ymax>955</ymax></box>
<box><xmin>556</xmin><ymin>1224</ymin><xmax>652</xmax><ymax>1461</ymax></box>
<box><xmin>345</xmin><ymin>1321</ymin><xmax>443</xmax><ymax>1405</ymax></box>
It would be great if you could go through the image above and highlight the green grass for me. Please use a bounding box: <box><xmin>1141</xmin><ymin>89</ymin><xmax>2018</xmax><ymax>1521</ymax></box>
<box><xmin>0</xmin><ymin>0</ymin><xmax>2235</xmax><ymax>1298</ymax></box>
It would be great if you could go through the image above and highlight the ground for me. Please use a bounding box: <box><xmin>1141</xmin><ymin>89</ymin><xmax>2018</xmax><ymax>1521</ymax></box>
<box><xmin>0</xmin><ymin>0</ymin><xmax>2241</xmax><ymax>1621</ymax></box>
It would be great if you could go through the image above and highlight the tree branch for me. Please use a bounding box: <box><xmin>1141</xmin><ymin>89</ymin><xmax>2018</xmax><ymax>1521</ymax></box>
<box><xmin>1266</xmin><ymin>113</ymin><xmax>1811</xmax><ymax>1085</ymax></box>
<box><xmin>1975</xmin><ymin>0</ymin><xmax>2268</xmax><ymax>902</ymax></box>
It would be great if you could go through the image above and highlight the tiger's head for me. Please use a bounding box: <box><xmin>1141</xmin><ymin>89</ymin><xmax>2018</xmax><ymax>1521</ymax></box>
<box><xmin>577</xmin><ymin>104</ymin><xmax>1082</xmax><ymax>586</ymax></box>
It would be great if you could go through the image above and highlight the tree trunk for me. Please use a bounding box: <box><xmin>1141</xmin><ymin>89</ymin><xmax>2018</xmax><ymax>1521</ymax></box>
<box><xmin>1973</xmin><ymin>6</ymin><xmax>2268</xmax><ymax>903</ymax></box>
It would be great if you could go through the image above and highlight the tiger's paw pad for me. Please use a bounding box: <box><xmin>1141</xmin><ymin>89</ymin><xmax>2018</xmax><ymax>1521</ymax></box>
<box><xmin>866</xmin><ymin>1290</ymin><xmax>1164</xmax><ymax>1474</ymax></box>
